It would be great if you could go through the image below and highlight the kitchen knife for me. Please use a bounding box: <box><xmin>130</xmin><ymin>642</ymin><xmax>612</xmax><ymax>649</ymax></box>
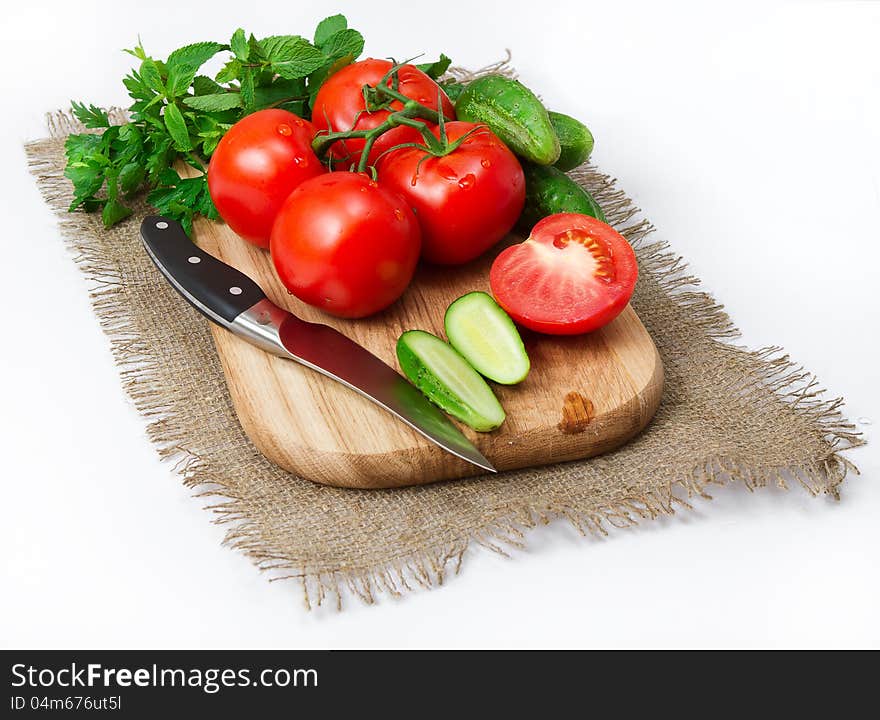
<box><xmin>140</xmin><ymin>216</ymin><xmax>496</xmax><ymax>474</ymax></box>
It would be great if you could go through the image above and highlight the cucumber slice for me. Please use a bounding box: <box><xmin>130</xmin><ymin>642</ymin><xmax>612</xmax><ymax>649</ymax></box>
<box><xmin>396</xmin><ymin>330</ymin><xmax>505</xmax><ymax>432</ymax></box>
<box><xmin>445</xmin><ymin>292</ymin><xmax>530</xmax><ymax>385</ymax></box>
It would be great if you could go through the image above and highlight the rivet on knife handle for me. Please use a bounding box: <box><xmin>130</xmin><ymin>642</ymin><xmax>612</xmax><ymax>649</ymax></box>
<box><xmin>140</xmin><ymin>215</ymin><xmax>265</xmax><ymax>327</ymax></box>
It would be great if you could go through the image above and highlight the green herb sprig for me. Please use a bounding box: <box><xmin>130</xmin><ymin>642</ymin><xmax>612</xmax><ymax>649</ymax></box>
<box><xmin>64</xmin><ymin>14</ymin><xmax>368</xmax><ymax>234</ymax></box>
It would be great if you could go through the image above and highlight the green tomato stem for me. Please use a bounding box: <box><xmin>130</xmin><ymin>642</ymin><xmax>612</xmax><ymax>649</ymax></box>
<box><xmin>310</xmin><ymin>71</ymin><xmax>453</xmax><ymax>161</ymax></box>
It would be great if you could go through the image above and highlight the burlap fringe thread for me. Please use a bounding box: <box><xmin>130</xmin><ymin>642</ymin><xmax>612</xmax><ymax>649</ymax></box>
<box><xmin>25</xmin><ymin>64</ymin><xmax>863</xmax><ymax>610</ymax></box>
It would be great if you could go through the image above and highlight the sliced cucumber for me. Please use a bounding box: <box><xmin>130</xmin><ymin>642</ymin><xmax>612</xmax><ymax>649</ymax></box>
<box><xmin>444</xmin><ymin>292</ymin><xmax>530</xmax><ymax>385</ymax></box>
<box><xmin>396</xmin><ymin>330</ymin><xmax>505</xmax><ymax>432</ymax></box>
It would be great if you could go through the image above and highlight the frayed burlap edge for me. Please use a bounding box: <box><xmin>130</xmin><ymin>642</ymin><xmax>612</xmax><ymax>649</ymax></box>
<box><xmin>25</xmin><ymin>67</ymin><xmax>863</xmax><ymax>610</ymax></box>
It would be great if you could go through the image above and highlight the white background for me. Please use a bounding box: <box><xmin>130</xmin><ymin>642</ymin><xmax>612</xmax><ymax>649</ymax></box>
<box><xmin>1</xmin><ymin>0</ymin><xmax>877</xmax><ymax>649</ymax></box>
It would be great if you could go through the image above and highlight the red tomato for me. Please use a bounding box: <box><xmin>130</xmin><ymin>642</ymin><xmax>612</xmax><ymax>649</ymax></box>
<box><xmin>207</xmin><ymin>109</ymin><xmax>323</xmax><ymax>248</ymax></box>
<box><xmin>489</xmin><ymin>214</ymin><xmax>638</xmax><ymax>335</ymax></box>
<box><xmin>270</xmin><ymin>172</ymin><xmax>421</xmax><ymax>318</ymax></box>
<box><xmin>312</xmin><ymin>58</ymin><xmax>455</xmax><ymax>167</ymax></box>
<box><xmin>378</xmin><ymin>122</ymin><xmax>525</xmax><ymax>265</ymax></box>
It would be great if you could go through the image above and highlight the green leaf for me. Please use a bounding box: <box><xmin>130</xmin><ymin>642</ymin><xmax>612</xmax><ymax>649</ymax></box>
<box><xmin>440</xmin><ymin>78</ymin><xmax>466</xmax><ymax>102</ymax></box>
<box><xmin>230</xmin><ymin>28</ymin><xmax>249</xmax><ymax>61</ymax></box>
<box><xmin>148</xmin><ymin>172</ymin><xmax>216</xmax><ymax>236</ymax></box>
<box><xmin>253</xmin><ymin>77</ymin><xmax>304</xmax><ymax>109</ymax></box>
<box><xmin>183</xmin><ymin>93</ymin><xmax>243</xmax><ymax>111</ymax></box>
<box><xmin>319</xmin><ymin>29</ymin><xmax>364</xmax><ymax>60</ymax></box>
<box><xmin>166</xmin><ymin>41</ymin><xmax>225</xmax><ymax>96</ymax></box>
<box><xmin>247</xmin><ymin>33</ymin><xmax>263</xmax><ymax>63</ymax></box>
<box><xmin>167</xmin><ymin>41</ymin><xmax>226</xmax><ymax>71</ymax></box>
<box><xmin>240</xmin><ymin>68</ymin><xmax>255</xmax><ymax>111</ymax></box>
<box><xmin>417</xmin><ymin>54</ymin><xmax>452</xmax><ymax>80</ymax></box>
<box><xmin>314</xmin><ymin>14</ymin><xmax>347</xmax><ymax>47</ymax></box>
<box><xmin>163</xmin><ymin>103</ymin><xmax>191</xmax><ymax>150</ymax></box>
<box><xmin>118</xmin><ymin>161</ymin><xmax>145</xmax><ymax>194</ymax></box>
<box><xmin>65</xmin><ymin>132</ymin><xmax>103</xmax><ymax>160</ymax></box>
<box><xmin>102</xmin><ymin>198</ymin><xmax>132</xmax><ymax>227</ymax></box>
<box><xmin>71</xmin><ymin>102</ymin><xmax>110</xmax><ymax>129</ymax></box>
<box><xmin>192</xmin><ymin>75</ymin><xmax>223</xmax><ymax>95</ymax></box>
<box><xmin>124</xmin><ymin>41</ymin><xmax>148</xmax><ymax>61</ymax></box>
<box><xmin>215</xmin><ymin>59</ymin><xmax>242</xmax><ymax>84</ymax></box>
<box><xmin>140</xmin><ymin>58</ymin><xmax>165</xmax><ymax>93</ymax></box>
<box><xmin>270</xmin><ymin>39</ymin><xmax>327</xmax><ymax>79</ymax></box>
<box><xmin>259</xmin><ymin>35</ymin><xmax>306</xmax><ymax>62</ymax></box>
<box><xmin>144</xmin><ymin>133</ymin><xmax>174</xmax><ymax>182</ymax></box>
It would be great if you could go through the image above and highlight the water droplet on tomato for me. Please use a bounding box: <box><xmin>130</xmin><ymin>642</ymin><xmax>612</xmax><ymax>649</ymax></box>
<box><xmin>394</xmin><ymin>208</ymin><xmax>405</xmax><ymax>221</ymax></box>
<box><xmin>359</xmin><ymin>186</ymin><xmax>367</xmax><ymax>193</ymax></box>
<box><xmin>368</xmin><ymin>179</ymin><xmax>379</xmax><ymax>188</ymax></box>
<box><xmin>277</xmin><ymin>124</ymin><xmax>292</xmax><ymax>136</ymax></box>
<box><xmin>293</xmin><ymin>156</ymin><xmax>308</xmax><ymax>167</ymax></box>
<box><xmin>418</xmin><ymin>97</ymin><xmax>429</xmax><ymax>104</ymax></box>
<box><xmin>294</xmin><ymin>118</ymin><xmax>304</xmax><ymax>126</ymax></box>
<box><xmin>436</xmin><ymin>163</ymin><xmax>458</xmax><ymax>181</ymax></box>
<box><xmin>458</xmin><ymin>173</ymin><xmax>476</xmax><ymax>189</ymax></box>
<box><xmin>481</xmin><ymin>158</ymin><xmax>492</xmax><ymax>168</ymax></box>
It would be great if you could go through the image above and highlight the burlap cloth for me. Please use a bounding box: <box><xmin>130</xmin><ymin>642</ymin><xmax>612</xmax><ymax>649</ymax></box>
<box><xmin>26</xmin><ymin>98</ymin><xmax>863</xmax><ymax>609</ymax></box>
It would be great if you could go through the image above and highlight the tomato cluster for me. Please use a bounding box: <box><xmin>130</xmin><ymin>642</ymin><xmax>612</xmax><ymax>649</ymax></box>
<box><xmin>207</xmin><ymin>59</ymin><xmax>525</xmax><ymax>318</ymax></box>
<box><xmin>207</xmin><ymin>58</ymin><xmax>636</xmax><ymax>335</ymax></box>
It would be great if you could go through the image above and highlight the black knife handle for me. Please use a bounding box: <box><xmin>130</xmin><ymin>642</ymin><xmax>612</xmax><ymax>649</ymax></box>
<box><xmin>140</xmin><ymin>215</ymin><xmax>266</xmax><ymax>326</ymax></box>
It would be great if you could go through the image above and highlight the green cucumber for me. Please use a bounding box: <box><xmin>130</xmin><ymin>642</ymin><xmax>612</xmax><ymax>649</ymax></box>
<box><xmin>455</xmin><ymin>74</ymin><xmax>560</xmax><ymax>165</ymax></box>
<box><xmin>444</xmin><ymin>292</ymin><xmax>530</xmax><ymax>385</ymax></box>
<box><xmin>548</xmin><ymin>111</ymin><xmax>594</xmax><ymax>171</ymax></box>
<box><xmin>396</xmin><ymin>330</ymin><xmax>505</xmax><ymax>432</ymax></box>
<box><xmin>518</xmin><ymin>162</ymin><xmax>605</xmax><ymax>232</ymax></box>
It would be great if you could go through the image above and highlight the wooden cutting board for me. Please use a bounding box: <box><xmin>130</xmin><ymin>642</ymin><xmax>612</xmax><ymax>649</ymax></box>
<box><xmin>191</xmin><ymin>216</ymin><xmax>663</xmax><ymax>489</ymax></box>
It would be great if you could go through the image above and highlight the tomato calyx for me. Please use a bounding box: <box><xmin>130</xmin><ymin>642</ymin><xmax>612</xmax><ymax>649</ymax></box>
<box><xmin>374</xmin><ymin>100</ymin><xmax>490</xmax><ymax>182</ymax></box>
<box><xmin>310</xmin><ymin>62</ymin><xmax>456</xmax><ymax>173</ymax></box>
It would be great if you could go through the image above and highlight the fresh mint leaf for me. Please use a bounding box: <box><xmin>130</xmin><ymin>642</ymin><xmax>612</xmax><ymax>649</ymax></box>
<box><xmin>230</xmin><ymin>28</ymin><xmax>249</xmax><ymax>61</ymax></box>
<box><xmin>319</xmin><ymin>29</ymin><xmax>364</xmax><ymax>61</ymax></box>
<box><xmin>259</xmin><ymin>35</ymin><xmax>306</xmax><ymax>62</ymax></box>
<box><xmin>240</xmin><ymin>68</ymin><xmax>255</xmax><ymax>111</ymax></box>
<box><xmin>253</xmin><ymin>77</ymin><xmax>305</xmax><ymax>109</ymax></box>
<box><xmin>167</xmin><ymin>41</ymin><xmax>226</xmax><ymax>70</ymax></box>
<box><xmin>417</xmin><ymin>54</ymin><xmax>452</xmax><ymax>79</ymax></box>
<box><xmin>166</xmin><ymin>41</ymin><xmax>225</xmax><ymax>96</ymax></box>
<box><xmin>215</xmin><ymin>59</ymin><xmax>242</xmax><ymax>84</ymax></box>
<box><xmin>270</xmin><ymin>39</ymin><xmax>327</xmax><ymax>80</ymax></box>
<box><xmin>314</xmin><ymin>15</ymin><xmax>347</xmax><ymax>46</ymax></box>
<box><xmin>247</xmin><ymin>33</ymin><xmax>263</xmax><ymax>63</ymax></box>
<box><xmin>139</xmin><ymin>58</ymin><xmax>165</xmax><ymax>93</ymax></box>
<box><xmin>192</xmin><ymin>75</ymin><xmax>223</xmax><ymax>95</ymax></box>
<box><xmin>183</xmin><ymin>93</ymin><xmax>243</xmax><ymax>111</ymax></box>
<box><xmin>163</xmin><ymin>103</ymin><xmax>191</xmax><ymax>150</ymax></box>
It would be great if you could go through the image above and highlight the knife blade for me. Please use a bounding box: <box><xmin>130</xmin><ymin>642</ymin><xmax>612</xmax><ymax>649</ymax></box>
<box><xmin>139</xmin><ymin>215</ymin><xmax>496</xmax><ymax>474</ymax></box>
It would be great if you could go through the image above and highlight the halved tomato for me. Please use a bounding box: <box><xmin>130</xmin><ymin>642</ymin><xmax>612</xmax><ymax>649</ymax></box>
<box><xmin>489</xmin><ymin>213</ymin><xmax>638</xmax><ymax>335</ymax></box>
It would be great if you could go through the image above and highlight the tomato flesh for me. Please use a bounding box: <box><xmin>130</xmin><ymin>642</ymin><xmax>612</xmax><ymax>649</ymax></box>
<box><xmin>207</xmin><ymin>109</ymin><xmax>323</xmax><ymax>248</ymax></box>
<box><xmin>270</xmin><ymin>172</ymin><xmax>421</xmax><ymax>318</ymax></box>
<box><xmin>312</xmin><ymin>58</ymin><xmax>455</xmax><ymax>167</ymax></box>
<box><xmin>489</xmin><ymin>214</ymin><xmax>638</xmax><ymax>335</ymax></box>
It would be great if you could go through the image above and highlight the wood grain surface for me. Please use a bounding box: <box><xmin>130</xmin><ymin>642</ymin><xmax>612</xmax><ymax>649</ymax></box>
<box><xmin>190</xmin><ymin>211</ymin><xmax>664</xmax><ymax>489</ymax></box>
